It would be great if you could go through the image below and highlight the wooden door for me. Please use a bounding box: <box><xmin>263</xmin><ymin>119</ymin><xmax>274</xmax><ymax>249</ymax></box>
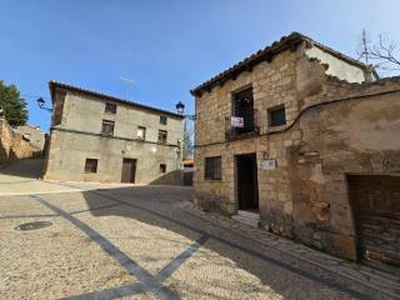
<box><xmin>348</xmin><ymin>175</ymin><xmax>400</xmax><ymax>267</ymax></box>
<box><xmin>121</xmin><ymin>159</ymin><xmax>137</xmax><ymax>183</ymax></box>
<box><xmin>236</xmin><ymin>154</ymin><xmax>259</xmax><ymax>212</ymax></box>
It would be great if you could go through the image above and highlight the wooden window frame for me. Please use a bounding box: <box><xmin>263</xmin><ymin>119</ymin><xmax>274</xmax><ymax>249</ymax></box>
<box><xmin>268</xmin><ymin>105</ymin><xmax>286</xmax><ymax>127</ymax></box>
<box><xmin>160</xmin><ymin>115</ymin><xmax>168</xmax><ymax>125</ymax></box>
<box><xmin>101</xmin><ymin>120</ymin><xmax>115</xmax><ymax>136</ymax></box>
<box><xmin>158</xmin><ymin>130</ymin><xmax>168</xmax><ymax>144</ymax></box>
<box><xmin>84</xmin><ymin>158</ymin><xmax>98</xmax><ymax>173</ymax></box>
<box><xmin>105</xmin><ymin>102</ymin><xmax>117</xmax><ymax>114</ymax></box>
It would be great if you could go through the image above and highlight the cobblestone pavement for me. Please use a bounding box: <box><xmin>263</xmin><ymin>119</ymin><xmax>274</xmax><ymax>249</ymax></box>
<box><xmin>0</xmin><ymin>169</ymin><xmax>399</xmax><ymax>299</ymax></box>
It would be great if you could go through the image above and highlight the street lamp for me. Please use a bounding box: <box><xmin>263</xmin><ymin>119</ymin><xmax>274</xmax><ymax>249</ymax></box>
<box><xmin>175</xmin><ymin>101</ymin><xmax>185</xmax><ymax>115</ymax></box>
<box><xmin>175</xmin><ymin>101</ymin><xmax>196</xmax><ymax>120</ymax></box>
<box><xmin>36</xmin><ymin>98</ymin><xmax>53</xmax><ymax>112</ymax></box>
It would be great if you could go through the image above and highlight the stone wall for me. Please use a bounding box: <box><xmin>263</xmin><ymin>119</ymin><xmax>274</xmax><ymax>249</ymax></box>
<box><xmin>44</xmin><ymin>88</ymin><xmax>184</xmax><ymax>184</ymax></box>
<box><xmin>193</xmin><ymin>40</ymin><xmax>400</xmax><ymax>261</ymax></box>
<box><xmin>45</xmin><ymin>129</ymin><xmax>183</xmax><ymax>184</ymax></box>
<box><xmin>0</xmin><ymin>119</ymin><xmax>41</xmax><ymax>164</ymax></box>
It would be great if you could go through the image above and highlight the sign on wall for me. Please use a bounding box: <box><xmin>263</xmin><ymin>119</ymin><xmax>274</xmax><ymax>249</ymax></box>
<box><xmin>261</xmin><ymin>159</ymin><xmax>277</xmax><ymax>170</ymax></box>
<box><xmin>231</xmin><ymin>116</ymin><xmax>244</xmax><ymax>128</ymax></box>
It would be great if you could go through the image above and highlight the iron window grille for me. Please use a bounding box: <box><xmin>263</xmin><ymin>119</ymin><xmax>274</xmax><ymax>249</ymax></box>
<box><xmin>205</xmin><ymin>156</ymin><xmax>222</xmax><ymax>180</ymax></box>
<box><xmin>158</xmin><ymin>130</ymin><xmax>168</xmax><ymax>144</ymax></box>
<box><xmin>268</xmin><ymin>105</ymin><xmax>286</xmax><ymax>127</ymax></box>
<box><xmin>84</xmin><ymin>158</ymin><xmax>98</xmax><ymax>173</ymax></box>
<box><xmin>105</xmin><ymin>102</ymin><xmax>117</xmax><ymax>114</ymax></box>
<box><xmin>101</xmin><ymin>120</ymin><xmax>115</xmax><ymax>136</ymax></box>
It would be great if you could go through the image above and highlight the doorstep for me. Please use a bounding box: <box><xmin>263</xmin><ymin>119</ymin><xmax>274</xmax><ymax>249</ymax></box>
<box><xmin>232</xmin><ymin>210</ymin><xmax>260</xmax><ymax>227</ymax></box>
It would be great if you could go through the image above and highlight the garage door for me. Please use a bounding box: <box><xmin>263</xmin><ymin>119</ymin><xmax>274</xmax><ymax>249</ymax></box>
<box><xmin>347</xmin><ymin>175</ymin><xmax>400</xmax><ymax>267</ymax></box>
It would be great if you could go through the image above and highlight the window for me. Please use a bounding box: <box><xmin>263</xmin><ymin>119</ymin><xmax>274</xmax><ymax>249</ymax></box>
<box><xmin>160</xmin><ymin>115</ymin><xmax>167</xmax><ymax>125</ymax></box>
<box><xmin>84</xmin><ymin>158</ymin><xmax>98</xmax><ymax>173</ymax></box>
<box><xmin>137</xmin><ymin>126</ymin><xmax>146</xmax><ymax>140</ymax></box>
<box><xmin>158</xmin><ymin>130</ymin><xmax>168</xmax><ymax>144</ymax></box>
<box><xmin>159</xmin><ymin>164</ymin><xmax>167</xmax><ymax>174</ymax></box>
<box><xmin>105</xmin><ymin>102</ymin><xmax>117</xmax><ymax>114</ymax></box>
<box><xmin>232</xmin><ymin>87</ymin><xmax>254</xmax><ymax>135</ymax></box>
<box><xmin>101</xmin><ymin>120</ymin><xmax>115</xmax><ymax>136</ymax></box>
<box><xmin>205</xmin><ymin>156</ymin><xmax>222</xmax><ymax>180</ymax></box>
<box><xmin>268</xmin><ymin>105</ymin><xmax>286</xmax><ymax>127</ymax></box>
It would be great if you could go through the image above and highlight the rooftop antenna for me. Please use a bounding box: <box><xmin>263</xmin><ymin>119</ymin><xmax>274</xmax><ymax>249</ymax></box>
<box><xmin>360</xmin><ymin>29</ymin><xmax>370</xmax><ymax>65</ymax></box>
<box><xmin>120</xmin><ymin>76</ymin><xmax>135</xmax><ymax>100</ymax></box>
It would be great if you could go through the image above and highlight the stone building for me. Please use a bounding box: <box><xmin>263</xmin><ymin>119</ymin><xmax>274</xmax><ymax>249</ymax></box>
<box><xmin>44</xmin><ymin>81</ymin><xmax>184</xmax><ymax>184</ymax></box>
<box><xmin>191</xmin><ymin>32</ymin><xmax>400</xmax><ymax>268</ymax></box>
<box><xmin>14</xmin><ymin>124</ymin><xmax>46</xmax><ymax>152</ymax></box>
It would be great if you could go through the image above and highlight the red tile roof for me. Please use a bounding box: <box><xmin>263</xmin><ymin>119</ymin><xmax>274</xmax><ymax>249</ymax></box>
<box><xmin>190</xmin><ymin>32</ymin><xmax>372</xmax><ymax>96</ymax></box>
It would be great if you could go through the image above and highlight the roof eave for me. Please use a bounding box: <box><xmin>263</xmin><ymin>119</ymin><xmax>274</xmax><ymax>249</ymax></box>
<box><xmin>48</xmin><ymin>81</ymin><xmax>185</xmax><ymax>120</ymax></box>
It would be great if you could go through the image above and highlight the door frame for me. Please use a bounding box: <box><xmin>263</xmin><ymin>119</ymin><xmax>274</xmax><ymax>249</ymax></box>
<box><xmin>347</xmin><ymin>174</ymin><xmax>400</xmax><ymax>267</ymax></box>
<box><xmin>121</xmin><ymin>158</ymin><xmax>137</xmax><ymax>183</ymax></box>
<box><xmin>234</xmin><ymin>153</ymin><xmax>259</xmax><ymax>213</ymax></box>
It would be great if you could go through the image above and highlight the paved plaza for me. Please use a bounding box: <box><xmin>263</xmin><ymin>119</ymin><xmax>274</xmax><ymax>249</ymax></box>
<box><xmin>0</xmin><ymin>160</ymin><xmax>399</xmax><ymax>299</ymax></box>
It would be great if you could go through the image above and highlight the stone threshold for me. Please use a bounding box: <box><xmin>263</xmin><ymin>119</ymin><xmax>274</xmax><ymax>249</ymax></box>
<box><xmin>231</xmin><ymin>210</ymin><xmax>260</xmax><ymax>227</ymax></box>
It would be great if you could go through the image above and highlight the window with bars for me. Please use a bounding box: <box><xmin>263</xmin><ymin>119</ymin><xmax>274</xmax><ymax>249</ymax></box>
<box><xmin>160</xmin><ymin>115</ymin><xmax>167</xmax><ymax>125</ymax></box>
<box><xmin>137</xmin><ymin>126</ymin><xmax>146</xmax><ymax>140</ymax></box>
<box><xmin>84</xmin><ymin>158</ymin><xmax>98</xmax><ymax>173</ymax></box>
<box><xmin>268</xmin><ymin>105</ymin><xmax>286</xmax><ymax>127</ymax></box>
<box><xmin>232</xmin><ymin>87</ymin><xmax>254</xmax><ymax>135</ymax></box>
<box><xmin>158</xmin><ymin>130</ymin><xmax>168</xmax><ymax>144</ymax></box>
<box><xmin>101</xmin><ymin>120</ymin><xmax>115</xmax><ymax>136</ymax></box>
<box><xmin>105</xmin><ymin>102</ymin><xmax>117</xmax><ymax>114</ymax></box>
<box><xmin>205</xmin><ymin>156</ymin><xmax>222</xmax><ymax>180</ymax></box>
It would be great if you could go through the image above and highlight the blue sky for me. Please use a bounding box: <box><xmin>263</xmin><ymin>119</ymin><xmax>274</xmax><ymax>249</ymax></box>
<box><xmin>1</xmin><ymin>0</ymin><xmax>399</xmax><ymax>131</ymax></box>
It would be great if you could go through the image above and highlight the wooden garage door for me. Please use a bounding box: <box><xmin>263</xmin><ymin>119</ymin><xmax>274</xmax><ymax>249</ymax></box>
<box><xmin>348</xmin><ymin>175</ymin><xmax>400</xmax><ymax>267</ymax></box>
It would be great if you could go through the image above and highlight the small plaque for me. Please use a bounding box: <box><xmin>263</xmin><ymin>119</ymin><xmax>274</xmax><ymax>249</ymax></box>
<box><xmin>261</xmin><ymin>159</ymin><xmax>277</xmax><ymax>170</ymax></box>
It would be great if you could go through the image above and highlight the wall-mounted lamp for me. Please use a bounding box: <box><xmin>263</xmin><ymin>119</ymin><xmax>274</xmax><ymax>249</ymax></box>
<box><xmin>175</xmin><ymin>101</ymin><xmax>196</xmax><ymax>120</ymax></box>
<box><xmin>36</xmin><ymin>98</ymin><xmax>53</xmax><ymax>112</ymax></box>
<box><xmin>175</xmin><ymin>101</ymin><xmax>185</xmax><ymax>115</ymax></box>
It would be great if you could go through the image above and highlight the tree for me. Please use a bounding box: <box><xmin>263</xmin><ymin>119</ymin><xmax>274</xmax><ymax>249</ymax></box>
<box><xmin>0</xmin><ymin>81</ymin><xmax>28</xmax><ymax>126</ymax></box>
<box><xmin>357</xmin><ymin>30</ymin><xmax>400</xmax><ymax>76</ymax></box>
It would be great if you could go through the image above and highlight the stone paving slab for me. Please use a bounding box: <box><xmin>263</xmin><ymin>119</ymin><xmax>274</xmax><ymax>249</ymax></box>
<box><xmin>180</xmin><ymin>203</ymin><xmax>400</xmax><ymax>300</ymax></box>
<box><xmin>0</xmin><ymin>196</ymin><xmax>55</xmax><ymax>217</ymax></box>
<box><xmin>0</xmin><ymin>214</ymin><xmax>137</xmax><ymax>299</ymax></box>
<box><xmin>89</xmin><ymin>188</ymin><xmax>373</xmax><ymax>299</ymax></box>
<box><xmin>75</xmin><ymin>204</ymin><xmax>202</xmax><ymax>276</ymax></box>
<box><xmin>1</xmin><ymin>177</ymin><xmax>398</xmax><ymax>300</ymax></box>
<box><xmin>42</xmin><ymin>191</ymin><xmax>121</xmax><ymax>214</ymax></box>
<box><xmin>165</xmin><ymin>238</ymin><xmax>357</xmax><ymax>300</ymax></box>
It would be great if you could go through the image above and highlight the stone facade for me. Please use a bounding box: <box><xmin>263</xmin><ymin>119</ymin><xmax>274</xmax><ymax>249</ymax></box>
<box><xmin>13</xmin><ymin>124</ymin><xmax>46</xmax><ymax>152</ymax></box>
<box><xmin>44</xmin><ymin>82</ymin><xmax>184</xmax><ymax>184</ymax></box>
<box><xmin>191</xmin><ymin>32</ymin><xmax>400</xmax><ymax>262</ymax></box>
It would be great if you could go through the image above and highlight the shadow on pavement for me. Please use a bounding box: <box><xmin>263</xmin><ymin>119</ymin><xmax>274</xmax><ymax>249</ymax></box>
<box><xmin>77</xmin><ymin>185</ymin><xmax>365</xmax><ymax>300</ymax></box>
<box><xmin>0</xmin><ymin>159</ymin><xmax>45</xmax><ymax>179</ymax></box>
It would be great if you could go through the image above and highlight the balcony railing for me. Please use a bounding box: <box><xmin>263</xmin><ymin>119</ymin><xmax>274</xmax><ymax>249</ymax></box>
<box><xmin>225</xmin><ymin>109</ymin><xmax>260</xmax><ymax>140</ymax></box>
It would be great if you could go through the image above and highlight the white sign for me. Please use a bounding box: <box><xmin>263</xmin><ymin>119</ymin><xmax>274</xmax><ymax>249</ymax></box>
<box><xmin>231</xmin><ymin>116</ymin><xmax>244</xmax><ymax>128</ymax></box>
<box><xmin>261</xmin><ymin>159</ymin><xmax>277</xmax><ymax>171</ymax></box>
